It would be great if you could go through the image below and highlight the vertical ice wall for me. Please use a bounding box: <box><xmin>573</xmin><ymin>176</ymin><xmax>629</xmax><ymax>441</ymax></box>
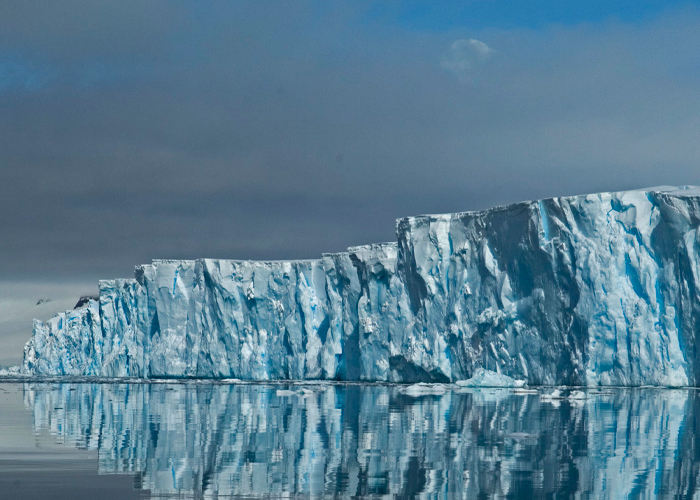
<box><xmin>23</xmin><ymin>300</ymin><xmax>102</xmax><ymax>376</ymax></box>
<box><xmin>22</xmin><ymin>186</ymin><xmax>700</xmax><ymax>385</ymax></box>
<box><xmin>99</xmin><ymin>278</ymin><xmax>150</xmax><ymax>377</ymax></box>
<box><xmin>192</xmin><ymin>258</ymin><xmax>332</xmax><ymax>380</ymax></box>
<box><xmin>396</xmin><ymin>187</ymin><xmax>700</xmax><ymax>386</ymax></box>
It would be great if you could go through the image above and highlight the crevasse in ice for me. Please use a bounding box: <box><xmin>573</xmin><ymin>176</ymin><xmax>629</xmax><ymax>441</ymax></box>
<box><xmin>22</xmin><ymin>186</ymin><xmax>700</xmax><ymax>386</ymax></box>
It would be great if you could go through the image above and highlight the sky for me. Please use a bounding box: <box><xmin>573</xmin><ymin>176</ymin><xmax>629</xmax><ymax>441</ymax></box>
<box><xmin>2</xmin><ymin>1</ymin><xmax>700</xmax><ymax>360</ymax></box>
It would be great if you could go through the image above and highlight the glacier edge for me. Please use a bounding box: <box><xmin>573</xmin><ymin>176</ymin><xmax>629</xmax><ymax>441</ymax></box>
<box><xmin>20</xmin><ymin>186</ymin><xmax>700</xmax><ymax>386</ymax></box>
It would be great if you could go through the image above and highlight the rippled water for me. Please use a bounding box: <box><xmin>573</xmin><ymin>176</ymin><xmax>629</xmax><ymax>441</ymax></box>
<box><xmin>2</xmin><ymin>381</ymin><xmax>700</xmax><ymax>498</ymax></box>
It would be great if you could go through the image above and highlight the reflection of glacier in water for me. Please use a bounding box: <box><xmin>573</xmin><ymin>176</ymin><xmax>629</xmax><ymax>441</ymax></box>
<box><xmin>22</xmin><ymin>382</ymin><xmax>700</xmax><ymax>498</ymax></box>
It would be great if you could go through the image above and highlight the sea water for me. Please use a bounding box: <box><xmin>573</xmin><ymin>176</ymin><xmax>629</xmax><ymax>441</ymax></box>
<box><xmin>1</xmin><ymin>381</ymin><xmax>698</xmax><ymax>499</ymax></box>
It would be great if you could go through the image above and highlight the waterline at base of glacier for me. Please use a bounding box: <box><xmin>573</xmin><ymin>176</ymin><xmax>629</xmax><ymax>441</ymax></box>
<box><xmin>2</xmin><ymin>374</ymin><xmax>699</xmax><ymax>392</ymax></box>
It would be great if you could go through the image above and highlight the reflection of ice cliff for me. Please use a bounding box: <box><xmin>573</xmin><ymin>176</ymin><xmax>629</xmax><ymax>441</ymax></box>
<box><xmin>24</xmin><ymin>383</ymin><xmax>699</xmax><ymax>498</ymax></box>
<box><xmin>23</xmin><ymin>186</ymin><xmax>700</xmax><ymax>385</ymax></box>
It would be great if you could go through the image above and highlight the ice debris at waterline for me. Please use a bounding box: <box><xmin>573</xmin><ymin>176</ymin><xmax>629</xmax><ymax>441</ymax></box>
<box><xmin>19</xmin><ymin>186</ymin><xmax>700</xmax><ymax>386</ymax></box>
<box><xmin>455</xmin><ymin>368</ymin><xmax>526</xmax><ymax>388</ymax></box>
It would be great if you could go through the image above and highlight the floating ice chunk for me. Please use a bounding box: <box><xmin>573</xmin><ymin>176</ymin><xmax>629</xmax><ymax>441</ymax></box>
<box><xmin>568</xmin><ymin>390</ymin><xmax>587</xmax><ymax>400</ymax></box>
<box><xmin>400</xmin><ymin>383</ymin><xmax>448</xmax><ymax>397</ymax></box>
<box><xmin>299</xmin><ymin>388</ymin><xmax>317</xmax><ymax>398</ymax></box>
<box><xmin>512</xmin><ymin>388</ymin><xmax>539</xmax><ymax>395</ymax></box>
<box><xmin>456</xmin><ymin>368</ymin><xmax>527</xmax><ymax>388</ymax></box>
<box><xmin>540</xmin><ymin>389</ymin><xmax>564</xmax><ymax>401</ymax></box>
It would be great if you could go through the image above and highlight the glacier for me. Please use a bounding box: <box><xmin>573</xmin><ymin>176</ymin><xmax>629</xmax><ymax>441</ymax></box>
<box><xmin>20</xmin><ymin>185</ymin><xmax>700</xmax><ymax>386</ymax></box>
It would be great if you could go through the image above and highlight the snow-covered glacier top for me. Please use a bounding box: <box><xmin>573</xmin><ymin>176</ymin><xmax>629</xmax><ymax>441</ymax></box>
<box><xmin>20</xmin><ymin>186</ymin><xmax>700</xmax><ymax>386</ymax></box>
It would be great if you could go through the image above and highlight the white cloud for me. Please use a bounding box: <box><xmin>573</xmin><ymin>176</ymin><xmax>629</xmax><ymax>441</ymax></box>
<box><xmin>441</xmin><ymin>38</ymin><xmax>496</xmax><ymax>80</ymax></box>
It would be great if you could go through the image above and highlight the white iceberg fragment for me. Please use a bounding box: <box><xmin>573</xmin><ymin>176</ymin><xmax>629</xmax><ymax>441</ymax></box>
<box><xmin>540</xmin><ymin>389</ymin><xmax>565</xmax><ymax>401</ymax></box>
<box><xmin>456</xmin><ymin>369</ymin><xmax>527</xmax><ymax>388</ymax></box>
<box><xmin>275</xmin><ymin>389</ymin><xmax>298</xmax><ymax>397</ymax></box>
<box><xmin>400</xmin><ymin>383</ymin><xmax>448</xmax><ymax>397</ymax></box>
<box><xmin>568</xmin><ymin>390</ymin><xmax>587</xmax><ymax>400</ymax></box>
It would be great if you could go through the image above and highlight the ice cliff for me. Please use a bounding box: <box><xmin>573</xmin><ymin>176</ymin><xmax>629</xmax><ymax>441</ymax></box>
<box><xmin>22</xmin><ymin>186</ymin><xmax>700</xmax><ymax>386</ymax></box>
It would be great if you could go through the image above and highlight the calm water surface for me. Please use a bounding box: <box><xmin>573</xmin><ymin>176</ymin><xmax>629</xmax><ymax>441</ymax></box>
<box><xmin>1</xmin><ymin>381</ymin><xmax>699</xmax><ymax>499</ymax></box>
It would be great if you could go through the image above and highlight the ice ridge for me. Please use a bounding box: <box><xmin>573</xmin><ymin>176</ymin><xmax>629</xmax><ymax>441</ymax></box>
<box><xmin>21</xmin><ymin>186</ymin><xmax>700</xmax><ymax>386</ymax></box>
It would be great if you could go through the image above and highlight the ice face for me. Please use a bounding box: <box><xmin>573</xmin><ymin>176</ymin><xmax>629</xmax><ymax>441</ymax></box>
<box><xmin>396</xmin><ymin>189</ymin><xmax>696</xmax><ymax>386</ymax></box>
<box><xmin>21</xmin><ymin>186</ymin><xmax>700</xmax><ymax>386</ymax></box>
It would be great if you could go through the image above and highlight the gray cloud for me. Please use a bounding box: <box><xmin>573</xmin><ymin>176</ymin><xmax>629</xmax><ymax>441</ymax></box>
<box><xmin>1</xmin><ymin>1</ymin><xmax>700</xmax><ymax>288</ymax></box>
